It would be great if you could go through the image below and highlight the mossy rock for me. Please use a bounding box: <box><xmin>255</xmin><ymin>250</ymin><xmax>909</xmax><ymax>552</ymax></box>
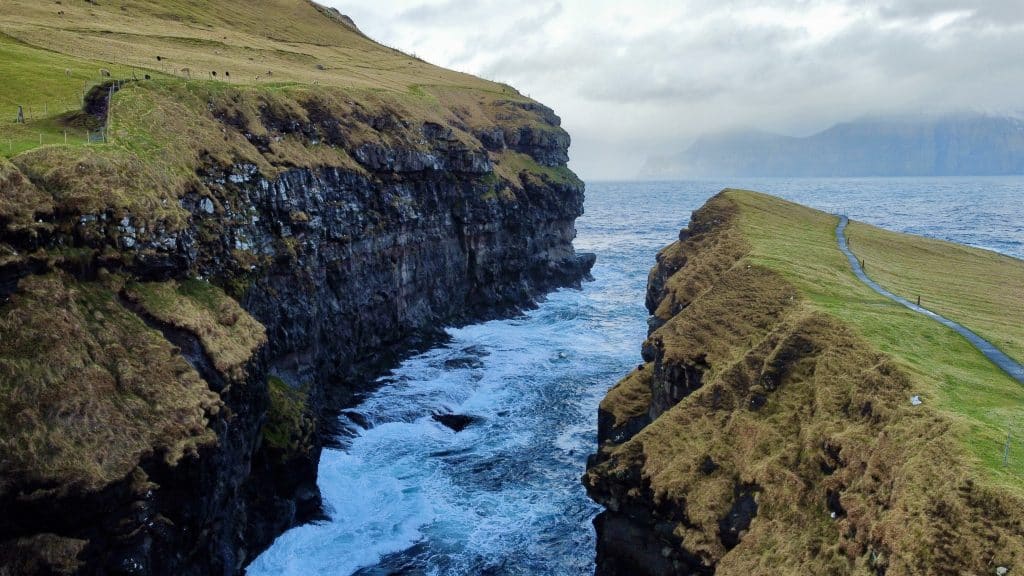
<box><xmin>262</xmin><ymin>376</ymin><xmax>314</xmax><ymax>457</ymax></box>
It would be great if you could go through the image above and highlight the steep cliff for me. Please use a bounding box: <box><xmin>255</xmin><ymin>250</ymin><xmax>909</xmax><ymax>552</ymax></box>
<box><xmin>0</xmin><ymin>3</ymin><xmax>592</xmax><ymax>574</ymax></box>
<box><xmin>585</xmin><ymin>190</ymin><xmax>1024</xmax><ymax>575</ymax></box>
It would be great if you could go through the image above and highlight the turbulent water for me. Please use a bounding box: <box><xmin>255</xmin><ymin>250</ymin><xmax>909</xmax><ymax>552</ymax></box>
<box><xmin>250</xmin><ymin>178</ymin><xmax>1024</xmax><ymax>576</ymax></box>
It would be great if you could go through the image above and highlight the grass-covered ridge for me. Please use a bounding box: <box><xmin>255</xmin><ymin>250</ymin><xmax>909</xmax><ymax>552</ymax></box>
<box><xmin>1</xmin><ymin>2</ymin><xmax>569</xmax><ymax>234</ymax></box>
<box><xmin>0</xmin><ymin>0</ymin><xmax>565</xmax><ymax>172</ymax></box>
<box><xmin>588</xmin><ymin>189</ymin><xmax>1024</xmax><ymax>574</ymax></box>
<box><xmin>735</xmin><ymin>190</ymin><xmax>1024</xmax><ymax>484</ymax></box>
<box><xmin>0</xmin><ymin>0</ymin><xmax>500</xmax><ymax>94</ymax></box>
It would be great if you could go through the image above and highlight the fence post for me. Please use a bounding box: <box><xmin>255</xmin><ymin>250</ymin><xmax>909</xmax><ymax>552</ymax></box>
<box><xmin>16</xmin><ymin>105</ymin><xmax>24</xmax><ymax>123</ymax></box>
<box><xmin>1004</xmin><ymin>431</ymin><xmax>1012</xmax><ymax>468</ymax></box>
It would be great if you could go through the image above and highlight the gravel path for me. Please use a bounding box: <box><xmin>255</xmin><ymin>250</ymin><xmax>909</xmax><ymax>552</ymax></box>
<box><xmin>837</xmin><ymin>216</ymin><xmax>1024</xmax><ymax>383</ymax></box>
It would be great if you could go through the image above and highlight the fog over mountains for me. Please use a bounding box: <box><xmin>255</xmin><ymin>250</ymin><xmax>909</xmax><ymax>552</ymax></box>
<box><xmin>642</xmin><ymin>114</ymin><xmax>1024</xmax><ymax>178</ymax></box>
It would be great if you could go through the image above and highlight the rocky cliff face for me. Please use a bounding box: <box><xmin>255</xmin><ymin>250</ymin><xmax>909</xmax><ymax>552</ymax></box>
<box><xmin>0</xmin><ymin>82</ymin><xmax>592</xmax><ymax>575</ymax></box>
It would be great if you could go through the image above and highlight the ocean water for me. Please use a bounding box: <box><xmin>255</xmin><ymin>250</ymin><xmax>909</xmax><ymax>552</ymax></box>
<box><xmin>249</xmin><ymin>178</ymin><xmax>1024</xmax><ymax>576</ymax></box>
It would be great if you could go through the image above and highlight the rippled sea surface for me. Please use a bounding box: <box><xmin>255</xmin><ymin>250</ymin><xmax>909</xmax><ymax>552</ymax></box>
<box><xmin>250</xmin><ymin>178</ymin><xmax>1024</xmax><ymax>576</ymax></box>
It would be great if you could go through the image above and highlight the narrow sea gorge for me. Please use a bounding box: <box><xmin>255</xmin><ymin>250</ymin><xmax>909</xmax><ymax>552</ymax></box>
<box><xmin>6</xmin><ymin>3</ymin><xmax>1024</xmax><ymax>573</ymax></box>
<box><xmin>251</xmin><ymin>178</ymin><xmax>1024</xmax><ymax>575</ymax></box>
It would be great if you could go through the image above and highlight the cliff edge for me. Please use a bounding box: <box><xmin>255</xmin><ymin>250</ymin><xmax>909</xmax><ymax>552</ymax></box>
<box><xmin>585</xmin><ymin>190</ymin><xmax>1024</xmax><ymax>575</ymax></box>
<box><xmin>0</xmin><ymin>2</ymin><xmax>593</xmax><ymax>574</ymax></box>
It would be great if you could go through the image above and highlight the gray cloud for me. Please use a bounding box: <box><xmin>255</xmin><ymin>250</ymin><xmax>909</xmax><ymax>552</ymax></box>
<box><xmin>327</xmin><ymin>0</ymin><xmax>1024</xmax><ymax>179</ymax></box>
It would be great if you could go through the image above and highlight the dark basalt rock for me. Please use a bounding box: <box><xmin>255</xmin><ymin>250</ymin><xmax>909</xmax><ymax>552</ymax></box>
<box><xmin>432</xmin><ymin>413</ymin><xmax>483</xmax><ymax>432</ymax></box>
<box><xmin>584</xmin><ymin>449</ymin><xmax>712</xmax><ymax>576</ymax></box>
<box><xmin>718</xmin><ymin>484</ymin><xmax>760</xmax><ymax>550</ymax></box>
<box><xmin>596</xmin><ymin>407</ymin><xmax>650</xmax><ymax>446</ymax></box>
<box><xmin>444</xmin><ymin>356</ymin><xmax>486</xmax><ymax>370</ymax></box>
<box><xmin>594</xmin><ymin>513</ymin><xmax>712</xmax><ymax>576</ymax></box>
<box><xmin>699</xmin><ymin>455</ymin><xmax>718</xmax><ymax>475</ymax></box>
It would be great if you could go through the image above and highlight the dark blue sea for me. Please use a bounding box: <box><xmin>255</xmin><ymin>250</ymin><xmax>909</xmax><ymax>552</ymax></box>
<box><xmin>250</xmin><ymin>178</ymin><xmax>1024</xmax><ymax>575</ymax></box>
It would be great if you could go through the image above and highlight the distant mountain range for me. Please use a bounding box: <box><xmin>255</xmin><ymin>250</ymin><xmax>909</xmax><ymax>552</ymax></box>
<box><xmin>641</xmin><ymin>114</ymin><xmax>1024</xmax><ymax>178</ymax></box>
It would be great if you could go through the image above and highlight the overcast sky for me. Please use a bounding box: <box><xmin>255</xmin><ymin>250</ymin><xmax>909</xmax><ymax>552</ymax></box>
<box><xmin>324</xmin><ymin>1</ymin><xmax>1024</xmax><ymax>180</ymax></box>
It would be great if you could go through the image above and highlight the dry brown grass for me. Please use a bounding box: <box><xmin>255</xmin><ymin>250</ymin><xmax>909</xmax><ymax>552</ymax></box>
<box><xmin>0</xmin><ymin>156</ymin><xmax>51</xmax><ymax>236</ymax></box>
<box><xmin>589</xmin><ymin>190</ymin><xmax>1024</xmax><ymax>574</ymax></box>
<box><xmin>124</xmin><ymin>279</ymin><xmax>266</xmax><ymax>381</ymax></box>
<box><xmin>0</xmin><ymin>273</ymin><xmax>220</xmax><ymax>494</ymax></box>
<box><xmin>656</xmin><ymin>264</ymin><xmax>799</xmax><ymax>382</ymax></box>
<box><xmin>12</xmin><ymin>144</ymin><xmax>189</xmax><ymax>226</ymax></box>
<box><xmin>0</xmin><ymin>533</ymin><xmax>86</xmax><ymax>576</ymax></box>
<box><xmin>648</xmin><ymin>199</ymin><xmax>748</xmax><ymax>322</ymax></box>
<box><xmin>601</xmin><ymin>364</ymin><xmax>653</xmax><ymax>427</ymax></box>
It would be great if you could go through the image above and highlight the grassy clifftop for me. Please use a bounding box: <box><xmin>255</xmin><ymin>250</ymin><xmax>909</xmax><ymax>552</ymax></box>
<box><xmin>736</xmin><ymin>190</ymin><xmax>1024</xmax><ymax>484</ymax></box>
<box><xmin>0</xmin><ymin>0</ymin><xmax>494</xmax><ymax>93</ymax></box>
<box><xmin>588</xmin><ymin>190</ymin><xmax>1024</xmax><ymax>574</ymax></box>
<box><xmin>0</xmin><ymin>0</ymin><xmax>574</xmax><ymax>198</ymax></box>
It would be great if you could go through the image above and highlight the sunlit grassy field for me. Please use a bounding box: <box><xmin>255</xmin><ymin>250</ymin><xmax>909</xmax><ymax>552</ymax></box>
<box><xmin>732</xmin><ymin>189</ymin><xmax>1024</xmax><ymax>490</ymax></box>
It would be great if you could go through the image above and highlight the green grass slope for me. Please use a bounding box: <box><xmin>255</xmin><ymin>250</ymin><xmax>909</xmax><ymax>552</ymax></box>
<box><xmin>0</xmin><ymin>0</ymin><xmax>570</xmax><ymax>194</ymax></box>
<box><xmin>846</xmin><ymin>221</ymin><xmax>1024</xmax><ymax>366</ymax></box>
<box><xmin>0</xmin><ymin>0</ymin><xmax>496</xmax><ymax>93</ymax></box>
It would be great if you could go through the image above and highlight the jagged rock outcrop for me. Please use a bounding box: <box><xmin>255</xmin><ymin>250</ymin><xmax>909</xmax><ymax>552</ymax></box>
<box><xmin>0</xmin><ymin>82</ymin><xmax>592</xmax><ymax>576</ymax></box>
